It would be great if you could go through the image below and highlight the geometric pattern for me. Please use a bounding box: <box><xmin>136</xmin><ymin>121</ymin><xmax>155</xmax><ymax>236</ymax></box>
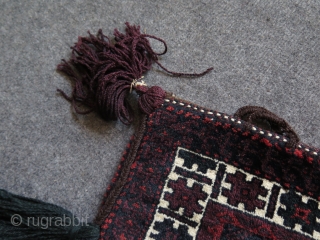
<box><xmin>146</xmin><ymin>147</ymin><xmax>320</xmax><ymax>239</ymax></box>
<box><xmin>99</xmin><ymin>99</ymin><xmax>320</xmax><ymax>240</ymax></box>
<box><xmin>150</xmin><ymin>218</ymin><xmax>192</xmax><ymax>240</ymax></box>
<box><xmin>145</xmin><ymin>148</ymin><xmax>216</xmax><ymax>239</ymax></box>
<box><xmin>197</xmin><ymin>200</ymin><xmax>310</xmax><ymax>240</ymax></box>
<box><xmin>222</xmin><ymin>171</ymin><xmax>268</xmax><ymax>212</ymax></box>
<box><xmin>278</xmin><ymin>189</ymin><xmax>320</xmax><ymax>235</ymax></box>
<box><xmin>164</xmin><ymin>178</ymin><xmax>207</xmax><ymax>218</ymax></box>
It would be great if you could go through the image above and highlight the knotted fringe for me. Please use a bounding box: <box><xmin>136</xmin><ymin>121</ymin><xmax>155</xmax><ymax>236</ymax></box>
<box><xmin>0</xmin><ymin>189</ymin><xmax>99</xmax><ymax>240</ymax></box>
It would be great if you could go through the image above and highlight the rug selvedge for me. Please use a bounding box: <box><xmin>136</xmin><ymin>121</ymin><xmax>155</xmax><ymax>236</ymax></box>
<box><xmin>99</xmin><ymin>97</ymin><xmax>320</xmax><ymax>240</ymax></box>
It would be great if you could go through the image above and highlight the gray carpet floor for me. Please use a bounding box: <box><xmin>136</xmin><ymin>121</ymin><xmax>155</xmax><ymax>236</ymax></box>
<box><xmin>1</xmin><ymin>0</ymin><xmax>319</xmax><ymax>222</ymax></box>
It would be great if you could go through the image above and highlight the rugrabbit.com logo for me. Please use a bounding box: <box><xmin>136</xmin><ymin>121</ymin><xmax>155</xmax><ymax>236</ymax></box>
<box><xmin>11</xmin><ymin>214</ymin><xmax>89</xmax><ymax>229</ymax></box>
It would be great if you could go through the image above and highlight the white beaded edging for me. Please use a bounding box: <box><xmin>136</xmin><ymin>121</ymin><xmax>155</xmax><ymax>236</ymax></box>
<box><xmin>163</xmin><ymin>98</ymin><xmax>320</xmax><ymax>155</ymax></box>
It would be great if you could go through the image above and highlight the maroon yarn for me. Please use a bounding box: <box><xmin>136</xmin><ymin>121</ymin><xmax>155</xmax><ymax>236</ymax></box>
<box><xmin>136</xmin><ymin>85</ymin><xmax>166</xmax><ymax>115</ymax></box>
<box><xmin>57</xmin><ymin>22</ymin><xmax>213</xmax><ymax>124</ymax></box>
<box><xmin>234</xmin><ymin>106</ymin><xmax>300</xmax><ymax>147</ymax></box>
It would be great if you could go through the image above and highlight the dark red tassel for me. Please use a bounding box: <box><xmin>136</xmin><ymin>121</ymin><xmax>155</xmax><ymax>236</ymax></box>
<box><xmin>57</xmin><ymin>22</ymin><xmax>213</xmax><ymax>124</ymax></box>
<box><xmin>136</xmin><ymin>85</ymin><xmax>166</xmax><ymax>115</ymax></box>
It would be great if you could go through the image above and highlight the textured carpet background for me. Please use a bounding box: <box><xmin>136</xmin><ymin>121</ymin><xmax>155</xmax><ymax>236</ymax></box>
<box><xmin>1</xmin><ymin>1</ymin><xmax>319</xmax><ymax>222</ymax></box>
